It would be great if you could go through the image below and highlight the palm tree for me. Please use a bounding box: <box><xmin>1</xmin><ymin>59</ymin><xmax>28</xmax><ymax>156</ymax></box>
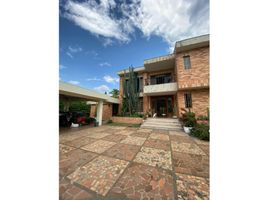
<box><xmin>109</xmin><ymin>89</ymin><xmax>119</xmax><ymax>98</ymax></box>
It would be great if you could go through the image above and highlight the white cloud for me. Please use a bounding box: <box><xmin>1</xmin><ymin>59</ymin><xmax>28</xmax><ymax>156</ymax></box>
<box><xmin>103</xmin><ymin>38</ymin><xmax>114</xmax><ymax>47</ymax></box>
<box><xmin>64</xmin><ymin>0</ymin><xmax>130</xmax><ymax>42</ymax></box>
<box><xmin>66</xmin><ymin>52</ymin><xmax>73</xmax><ymax>58</ymax></box>
<box><xmin>68</xmin><ymin>80</ymin><xmax>80</xmax><ymax>85</ymax></box>
<box><xmin>121</xmin><ymin>0</ymin><xmax>209</xmax><ymax>51</ymax></box>
<box><xmin>103</xmin><ymin>75</ymin><xmax>119</xmax><ymax>84</ymax></box>
<box><xmin>68</xmin><ymin>46</ymin><xmax>83</xmax><ymax>53</ymax></box>
<box><xmin>62</xmin><ymin>0</ymin><xmax>209</xmax><ymax>50</ymax></box>
<box><xmin>86</xmin><ymin>77</ymin><xmax>101</xmax><ymax>81</ymax></box>
<box><xmin>59</xmin><ymin>64</ymin><xmax>67</xmax><ymax>70</ymax></box>
<box><xmin>94</xmin><ymin>84</ymin><xmax>110</xmax><ymax>93</ymax></box>
<box><xmin>99</xmin><ymin>62</ymin><xmax>111</xmax><ymax>67</ymax></box>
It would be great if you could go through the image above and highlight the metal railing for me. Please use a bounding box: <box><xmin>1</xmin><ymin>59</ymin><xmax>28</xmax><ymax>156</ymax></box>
<box><xmin>144</xmin><ymin>76</ymin><xmax>176</xmax><ymax>86</ymax></box>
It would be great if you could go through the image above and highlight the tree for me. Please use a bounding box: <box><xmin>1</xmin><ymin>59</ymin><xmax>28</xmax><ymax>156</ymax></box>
<box><xmin>121</xmin><ymin>66</ymin><xmax>139</xmax><ymax>115</ymax></box>
<box><xmin>109</xmin><ymin>89</ymin><xmax>119</xmax><ymax>98</ymax></box>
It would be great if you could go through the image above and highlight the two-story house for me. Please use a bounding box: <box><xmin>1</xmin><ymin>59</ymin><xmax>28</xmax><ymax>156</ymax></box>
<box><xmin>118</xmin><ymin>34</ymin><xmax>209</xmax><ymax>118</ymax></box>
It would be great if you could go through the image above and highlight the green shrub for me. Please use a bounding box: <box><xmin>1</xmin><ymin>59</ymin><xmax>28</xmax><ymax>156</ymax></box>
<box><xmin>107</xmin><ymin>119</ymin><xmax>113</xmax><ymax>123</ymax></box>
<box><xmin>197</xmin><ymin>115</ymin><xmax>209</xmax><ymax>120</ymax></box>
<box><xmin>190</xmin><ymin>123</ymin><xmax>209</xmax><ymax>141</ymax></box>
<box><xmin>182</xmin><ymin>112</ymin><xmax>196</xmax><ymax>127</ymax></box>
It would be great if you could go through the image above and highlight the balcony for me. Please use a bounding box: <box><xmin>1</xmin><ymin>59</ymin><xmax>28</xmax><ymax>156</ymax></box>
<box><xmin>143</xmin><ymin>78</ymin><xmax>178</xmax><ymax>96</ymax></box>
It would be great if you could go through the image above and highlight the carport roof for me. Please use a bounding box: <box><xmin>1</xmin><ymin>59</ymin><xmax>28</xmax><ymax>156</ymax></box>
<box><xmin>59</xmin><ymin>81</ymin><xmax>119</xmax><ymax>104</ymax></box>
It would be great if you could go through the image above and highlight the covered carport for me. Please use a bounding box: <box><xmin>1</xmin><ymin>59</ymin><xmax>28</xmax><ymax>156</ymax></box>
<box><xmin>59</xmin><ymin>81</ymin><xmax>119</xmax><ymax>126</ymax></box>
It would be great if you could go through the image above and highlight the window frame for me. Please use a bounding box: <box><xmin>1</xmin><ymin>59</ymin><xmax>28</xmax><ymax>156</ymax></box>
<box><xmin>184</xmin><ymin>93</ymin><xmax>192</xmax><ymax>108</ymax></box>
<box><xmin>183</xmin><ymin>55</ymin><xmax>191</xmax><ymax>70</ymax></box>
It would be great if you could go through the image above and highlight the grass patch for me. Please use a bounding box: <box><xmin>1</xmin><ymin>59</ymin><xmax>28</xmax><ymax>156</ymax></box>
<box><xmin>107</xmin><ymin>122</ymin><xmax>141</xmax><ymax>128</ymax></box>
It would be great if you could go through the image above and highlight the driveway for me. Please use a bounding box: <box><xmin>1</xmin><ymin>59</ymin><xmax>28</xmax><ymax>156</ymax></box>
<box><xmin>59</xmin><ymin>125</ymin><xmax>209</xmax><ymax>200</ymax></box>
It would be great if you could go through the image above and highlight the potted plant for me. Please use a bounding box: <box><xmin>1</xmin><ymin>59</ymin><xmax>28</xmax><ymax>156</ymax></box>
<box><xmin>181</xmin><ymin>111</ymin><xmax>196</xmax><ymax>134</ymax></box>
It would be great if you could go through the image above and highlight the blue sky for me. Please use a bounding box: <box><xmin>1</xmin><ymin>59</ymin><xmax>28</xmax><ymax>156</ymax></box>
<box><xmin>59</xmin><ymin>0</ymin><xmax>209</xmax><ymax>93</ymax></box>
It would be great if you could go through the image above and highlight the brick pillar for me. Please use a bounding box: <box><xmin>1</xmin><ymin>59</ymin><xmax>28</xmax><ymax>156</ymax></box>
<box><xmin>118</xmin><ymin>76</ymin><xmax>124</xmax><ymax>114</ymax></box>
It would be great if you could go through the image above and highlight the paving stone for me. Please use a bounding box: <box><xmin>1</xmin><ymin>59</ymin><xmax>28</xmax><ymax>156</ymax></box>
<box><xmin>169</xmin><ymin>135</ymin><xmax>193</xmax><ymax>143</ymax></box>
<box><xmin>152</xmin><ymin>129</ymin><xmax>169</xmax><ymax>134</ymax></box>
<box><xmin>120</xmin><ymin>136</ymin><xmax>146</xmax><ymax>146</ymax></box>
<box><xmin>137</xmin><ymin>128</ymin><xmax>153</xmax><ymax>133</ymax></box>
<box><xmin>60</xmin><ymin>178</ymin><xmax>93</xmax><ymax>200</ymax></box>
<box><xmin>60</xmin><ymin>133</ymin><xmax>85</xmax><ymax>143</ymax></box>
<box><xmin>169</xmin><ymin>130</ymin><xmax>188</xmax><ymax>137</ymax></box>
<box><xmin>64</xmin><ymin>137</ymin><xmax>97</xmax><ymax>148</ymax></box>
<box><xmin>81</xmin><ymin>140</ymin><xmax>116</xmax><ymax>154</ymax></box>
<box><xmin>143</xmin><ymin>138</ymin><xmax>170</xmax><ymax>151</ymax></box>
<box><xmin>172</xmin><ymin>152</ymin><xmax>209</xmax><ymax>177</ymax></box>
<box><xmin>115</xmin><ymin>130</ymin><xmax>135</xmax><ymax>136</ymax></box>
<box><xmin>109</xmin><ymin>163</ymin><xmax>175</xmax><ymax>200</ymax></box>
<box><xmin>197</xmin><ymin>144</ymin><xmax>209</xmax><ymax>156</ymax></box>
<box><xmin>60</xmin><ymin>149</ymin><xmax>97</xmax><ymax>178</ymax></box>
<box><xmin>86</xmin><ymin>132</ymin><xmax>111</xmax><ymax>139</ymax></box>
<box><xmin>102</xmin><ymin>134</ymin><xmax>127</xmax><ymax>143</ymax></box>
<box><xmin>171</xmin><ymin>141</ymin><xmax>206</xmax><ymax>155</ymax></box>
<box><xmin>133</xmin><ymin>147</ymin><xmax>172</xmax><ymax>170</ymax></box>
<box><xmin>176</xmin><ymin>173</ymin><xmax>209</xmax><ymax>199</ymax></box>
<box><xmin>130</xmin><ymin>131</ymin><xmax>151</xmax><ymax>138</ymax></box>
<box><xmin>59</xmin><ymin>144</ymin><xmax>76</xmax><ymax>155</ymax></box>
<box><xmin>193</xmin><ymin>138</ymin><xmax>209</xmax><ymax>146</ymax></box>
<box><xmin>67</xmin><ymin>155</ymin><xmax>129</xmax><ymax>196</ymax></box>
<box><xmin>103</xmin><ymin>143</ymin><xmax>140</xmax><ymax>161</ymax></box>
<box><xmin>149</xmin><ymin>133</ymin><xmax>170</xmax><ymax>141</ymax></box>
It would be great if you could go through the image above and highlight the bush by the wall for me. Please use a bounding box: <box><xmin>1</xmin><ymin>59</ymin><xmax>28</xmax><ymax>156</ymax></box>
<box><xmin>190</xmin><ymin>123</ymin><xmax>210</xmax><ymax>141</ymax></box>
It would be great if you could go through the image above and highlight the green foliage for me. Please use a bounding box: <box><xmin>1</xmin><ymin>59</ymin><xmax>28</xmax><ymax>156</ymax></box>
<box><xmin>121</xmin><ymin>66</ymin><xmax>139</xmax><ymax>115</ymax></box>
<box><xmin>69</xmin><ymin>101</ymin><xmax>90</xmax><ymax>114</ymax></box>
<box><xmin>107</xmin><ymin>119</ymin><xmax>113</xmax><ymax>123</ymax></box>
<box><xmin>182</xmin><ymin>112</ymin><xmax>196</xmax><ymax>127</ymax></box>
<box><xmin>197</xmin><ymin>115</ymin><xmax>209</xmax><ymax>120</ymax></box>
<box><xmin>190</xmin><ymin>123</ymin><xmax>210</xmax><ymax>141</ymax></box>
<box><xmin>109</xmin><ymin>89</ymin><xmax>119</xmax><ymax>98</ymax></box>
<box><xmin>59</xmin><ymin>101</ymin><xmax>64</xmax><ymax>112</ymax></box>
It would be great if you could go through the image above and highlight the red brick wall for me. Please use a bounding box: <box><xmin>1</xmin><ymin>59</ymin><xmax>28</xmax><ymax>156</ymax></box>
<box><xmin>175</xmin><ymin>46</ymin><xmax>209</xmax><ymax>89</ymax></box>
<box><xmin>177</xmin><ymin>89</ymin><xmax>209</xmax><ymax>118</ymax></box>
<box><xmin>111</xmin><ymin>116</ymin><xmax>143</xmax><ymax>124</ymax></box>
<box><xmin>90</xmin><ymin>103</ymin><xmax>112</xmax><ymax>121</ymax></box>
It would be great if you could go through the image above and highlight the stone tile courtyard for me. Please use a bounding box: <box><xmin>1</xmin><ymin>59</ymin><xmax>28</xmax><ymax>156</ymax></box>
<box><xmin>59</xmin><ymin>125</ymin><xmax>209</xmax><ymax>200</ymax></box>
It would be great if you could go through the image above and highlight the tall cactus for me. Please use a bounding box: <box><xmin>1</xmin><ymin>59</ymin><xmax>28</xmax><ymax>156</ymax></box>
<box><xmin>122</xmin><ymin>66</ymin><xmax>139</xmax><ymax>115</ymax></box>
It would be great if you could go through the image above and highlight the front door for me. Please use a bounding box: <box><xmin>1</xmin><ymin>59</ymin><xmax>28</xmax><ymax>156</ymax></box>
<box><xmin>151</xmin><ymin>96</ymin><xmax>174</xmax><ymax>117</ymax></box>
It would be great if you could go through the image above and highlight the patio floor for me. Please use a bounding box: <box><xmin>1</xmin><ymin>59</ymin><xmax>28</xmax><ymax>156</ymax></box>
<box><xmin>60</xmin><ymin>125</ymin><xmax>209</xmax><ymax>200</ymax></box>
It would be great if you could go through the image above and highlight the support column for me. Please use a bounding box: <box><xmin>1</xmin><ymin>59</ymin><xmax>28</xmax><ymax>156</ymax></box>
<box><xmin>96</xmin><ymin>100</ymin><xmax>103</xmax><ymax>126</ymax></box>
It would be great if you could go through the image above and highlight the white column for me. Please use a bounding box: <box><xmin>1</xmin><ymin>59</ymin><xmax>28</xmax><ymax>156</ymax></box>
<box><xmin>96</xmin><ymin>100</ymin><xmax>103</xmax><ymax>126</ymax></box>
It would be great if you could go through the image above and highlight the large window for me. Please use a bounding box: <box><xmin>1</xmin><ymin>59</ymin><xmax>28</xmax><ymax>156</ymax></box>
<box><xmin>184</xmin><ymin>93</ymin><xmax>192</xmax><ymax>108</ymax></box>
<box><xmin>183</xmin><ymin>55</ymin><xmax>191</xmax><ymax>70</ymax></box>
<box><xmin>150</xmin><ymin>73</ymin><xmax>172</xmax><ymax>85</ymax></box>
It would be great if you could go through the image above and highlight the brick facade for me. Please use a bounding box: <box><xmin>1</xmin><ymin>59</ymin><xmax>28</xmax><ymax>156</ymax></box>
<box><xmin>177</xmin><ymin>89</ymin><xmax>209</xmax><ymax>118</ymax></box>
<box><xmin>118</xmin><ymin>35</ymin><xmax>209</xmax><ymax>119</ymax></box>
<box><xmin>111</xmin><ymin>116</ymin><xmax>143</xmax><ymax>124</ymax></box>
<box><xmin>90</xmin><ymin>103</ymin><xmax>113</xmax><ymax>121</ymax></box>
<box><xmin>175</xmin><ymin>47</ymin><xmax>209</xmax><ymax>89</ymax></box>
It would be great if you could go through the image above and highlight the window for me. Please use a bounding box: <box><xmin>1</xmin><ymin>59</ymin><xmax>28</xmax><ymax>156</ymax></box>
<box><xmin>183</xmin><ymin>56</ymin><xmax>191</xmax><ymax>69</ymax></box>
<box><xmin>184</xmin><ymin>93</ymin><xmax>192</xmax><ymax>108</ymax></box>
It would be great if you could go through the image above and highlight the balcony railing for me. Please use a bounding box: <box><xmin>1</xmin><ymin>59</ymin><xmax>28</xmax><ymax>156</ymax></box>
<box><xmin>144</xmin><ymin>76</ymin><xmax>176</xmax><ymax>86</ymax></box>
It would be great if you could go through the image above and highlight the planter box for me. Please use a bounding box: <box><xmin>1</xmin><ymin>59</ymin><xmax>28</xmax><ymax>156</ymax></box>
<box><xmin>111</xmin><ymin>116</ymin><xmax>143</xmax><ymax>124</ymax></box>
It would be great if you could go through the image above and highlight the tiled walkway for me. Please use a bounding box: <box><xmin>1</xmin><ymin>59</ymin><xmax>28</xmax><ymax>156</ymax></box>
<box><xmin>59</xmin><ymin>125</ymin><xmax>209</xmax><ymax>200</ymax></box>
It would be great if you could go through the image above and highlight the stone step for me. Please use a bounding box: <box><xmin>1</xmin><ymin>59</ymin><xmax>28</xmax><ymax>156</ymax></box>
<box><xmin>140</xmin><ymin>124</ymin><xmax>183</xmax><ymax>131</ymax></box>
<box><xmin>146</xmin><ymin>118</ymin><xmax>179</xmax><ymax>122</ymax></box>
<box><xmin>141</xmin><ymin>117</ymin><xmax>182</xmax><ymax>131</ymax></box>
<box><xmin>144</xmin><ymin>121</ymin><xmax>181</xmax><ymax>125</ymax></box>
<box><xmin>142</xmin><ymin>122</ymin><xmax>181</xmax><ymax>128</ymax></box>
